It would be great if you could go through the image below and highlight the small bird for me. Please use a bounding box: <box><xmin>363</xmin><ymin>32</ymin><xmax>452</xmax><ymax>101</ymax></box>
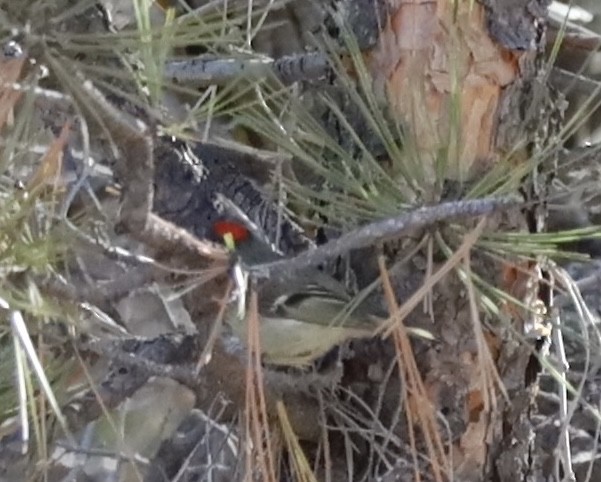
<box><xmin>212</xmin><ymin>199</ymin><xmax>431</xmax><ymax>366</ymax></box>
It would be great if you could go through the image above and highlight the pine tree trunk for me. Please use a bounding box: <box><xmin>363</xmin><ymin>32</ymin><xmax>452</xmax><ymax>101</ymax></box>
<box><xmin>359</xmin><ymin>1</ymin><xmax>559</xmax><ymax>480</ymax></box>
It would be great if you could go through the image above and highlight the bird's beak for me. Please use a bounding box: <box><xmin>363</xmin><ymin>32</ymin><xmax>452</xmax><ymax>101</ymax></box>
<box><xmin>222</xmin><ymin>232</ymin><xmax>237</xmax><ymax>252</ymax></box>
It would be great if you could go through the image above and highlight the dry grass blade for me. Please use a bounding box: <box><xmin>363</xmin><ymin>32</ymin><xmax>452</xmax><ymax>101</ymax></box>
<box><xmin>11</xmin><ymin>325</ymin><xmax>29</xmax><ymax>455</ymax></box>
<box><xmin>380</xmin><ymin>218</ymin><xmax>488</xmax><ymax>338</ymax></box>
<box><xmin>9</xmin><ymin>309</ymin><xmax>75</xmax><ymax>445</ymax></box>
<box><xmin>462</xmin><ymin>256</ymin><xmax>508</xmax><ymax>410</ymax></box>
<box><xmin>0</xmin><ymin>55</ymin><xmax>26</xmax><ymax>132</ymax></box>
<box><xmin>375</xmin><ymin>218</ymin><xmax>492</xmax><ymax>480</ymax></box>
<box><xmin>196</xmin><ymin>278</ymin><xmax>233</xmax><ymax>371</ymax></box>
<box><xmin>551</xmin><ymin>266</ymin><xmax>600</xmax><ymax>412</ymax></box>
<box><xmin>27</xmin><ymin>121</ymin><xmax>71</xmax><ymax>193</ymax></box>
<box><xmin>378</xmin><ymin>255</ymin><xmax>448</xmax><ymax>482</ymax></box>
<box><xmin>244</xmin><ymin>289</ymin><xmax>277</xmax><ymax>482</ymax></box>
<box><xmin>276</xmin><ymin>400</ymin><xmax>317</xmax><ymax>482</ymax></box>
<box><xmin>457</xmin><ymin>257</ymin><xmax>510</xmax><ymax>475</ymax></box>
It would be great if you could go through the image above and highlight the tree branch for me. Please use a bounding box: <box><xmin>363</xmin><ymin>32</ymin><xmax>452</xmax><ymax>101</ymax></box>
<box><xmin>249</xmin><ymin>197</ymin><xmax>519</xmax><ymax>278</ymax></box>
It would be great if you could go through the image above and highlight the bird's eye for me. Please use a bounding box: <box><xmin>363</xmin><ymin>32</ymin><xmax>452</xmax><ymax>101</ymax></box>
<box><xmin>213</xmin><ymin>220</ymin><xmax>251</xmax><ymax>243</ymax></box>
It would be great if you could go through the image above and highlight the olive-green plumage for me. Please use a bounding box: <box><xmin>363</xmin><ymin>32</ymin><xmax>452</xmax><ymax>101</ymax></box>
<box><xmin>214</xmin><ymin>199</ymin><xmax>430</xmax><ymax>366</ymax></box>
<box><xmin>225</xmin><ymin>271</ymin><xmax>384</xmax><ymax>366</ymax></box>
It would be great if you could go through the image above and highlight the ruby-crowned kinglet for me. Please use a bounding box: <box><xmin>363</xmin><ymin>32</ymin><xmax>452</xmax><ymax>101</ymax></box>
<box><xmin>216</xmin><ymin>221</ymin><xmax>382</xmax><ymax>366</ymax></box>
<box><xmin>213</xmin><ymin>192</ymin><xmax>431</xmax><ymax>366</ymax></box>
<box><xmin>212</xmin><ymin>213</ymin><xmax>430</xmax><ymax>367</ymax></box>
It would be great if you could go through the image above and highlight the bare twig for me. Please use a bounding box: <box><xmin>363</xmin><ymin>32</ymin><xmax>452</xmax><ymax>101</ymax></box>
<box><xmin>556</xmin><ymin>261</ymin><xmax>601</xmax><ymax>307</ymax></box>
<box><xmin>244</xmin><ymin>289</ymin><xmax>278</xmax><ymax>482</ymax></box>
<box><xmin>550</xmin><ymin>307</ymin><xmax>575</xmax><ymax>482</ymax></box>
<box><xmin>551</xmin><ymin>266</ymin><xmax>599</xmax><ymax>481</ymax></box>
<box><xmin>548</xmin><ymin>19</ymin><xmax>601</xmax><ymax>51</ymax></box>
<box><xmin>164</xmin><ymin>51</ymin><xmax>330</xmax><ymax>87</ymax></box>
<box><xmin>46</xmin><ymin>59</ymin><xmax>231</xmax><ymax>267</ymax></box>
<box><xmin>41</xmin><ymin>266</ymin><xmax>156</xmax><ymax>307</ymax></box>
<box><xmin>141</xmin><ymin>212</ymin><xmax>230</xmax><ymax>263</ymax></box>
<box><xmin>249</xmin><ymin>197</ymin><xmax>519</xmax><ymax>279</ymax></box>
<box><xmin>550</xmin><ymin>67</ymin><xmax>601</xmax><ymax>97</ymax></box>
<box><xmin>80</xmin><ymin>335</ymin><xmax>200</xmax><ymax>388</ymax></box>
<box><xmin>556</xmin><ymin>145</ymin><xmax>601</xmax><ymax>179</ymax></box>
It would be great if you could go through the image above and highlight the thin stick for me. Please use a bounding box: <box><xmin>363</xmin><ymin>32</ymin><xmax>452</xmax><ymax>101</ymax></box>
<box><xmin>250</xmin><ymin>197</ymin><xmax>518</xmax><ymax>279</ymax></box>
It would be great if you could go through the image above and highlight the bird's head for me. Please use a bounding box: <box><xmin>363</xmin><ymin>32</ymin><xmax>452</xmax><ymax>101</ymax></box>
<box><xmin>211</xmin><ymin>215</ymin><xmax>284</xmax><ymax>266</ymax></box>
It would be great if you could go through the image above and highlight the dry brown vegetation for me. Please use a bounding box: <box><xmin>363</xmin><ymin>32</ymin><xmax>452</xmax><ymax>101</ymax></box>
<box><xmin>2</xmin><ymin>1</ymin><xmax>601</xmax><ymax>481</ymax></box>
